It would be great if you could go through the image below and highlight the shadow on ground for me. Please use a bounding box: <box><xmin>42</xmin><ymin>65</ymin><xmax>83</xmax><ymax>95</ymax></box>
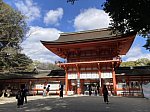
<box><xmin>0</xmin><ymin>96</ymin><xmax>150</xmax><ymax>112</ymax></box>
<box><xmin>0</xmin><ymin>97</ymin><xmax>69</xmax><ymax>112</ymax></box>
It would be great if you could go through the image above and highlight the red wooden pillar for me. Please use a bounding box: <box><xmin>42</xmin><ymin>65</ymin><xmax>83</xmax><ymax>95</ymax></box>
<box><xmin>112</xmin><ymin>62</ymin><xmax>117</xmax><ymax>95</ymax></box>
<box><xmin>97</xmin><ymin>63</ymin><xmax>102</xmax><ymax>95</ymax></box>
<box><xmin>76</xmin><ymin>64</ymin><xmax>81</xmax><ymax>95</ymax></box>
<box><xmin>64</xmin><ymin>66</ymin><xmax>68</xmax><ymax>95</ymax></box>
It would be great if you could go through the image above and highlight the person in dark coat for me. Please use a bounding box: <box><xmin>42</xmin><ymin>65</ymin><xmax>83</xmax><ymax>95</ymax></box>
<box><xmin>102</xmin><ymin>85</ymin><xmax>109</xmax><ymax>104</ymax></box>
<box><xmin>89</xmin><ymin>85</ymin><xmax>92</xmax><ymax>96</ymax></box>
<box><xmin>59</xmin><ymin>84</ymin><xmax>64</xmax><ymax>98</ymax></box>
<box><xmin>22</xmin><ymin>87</ymin><xmax>28</xmax><ymax>103</ymax></box>
<box><xmin>46</xmin><ymin>85</ymin><xmax>50</xmax><ymax>96</ymax></box>
<box><xmin>16</xmin><ymin>89</ymin><xmax>24</xmax><ymax>108</ymax></box>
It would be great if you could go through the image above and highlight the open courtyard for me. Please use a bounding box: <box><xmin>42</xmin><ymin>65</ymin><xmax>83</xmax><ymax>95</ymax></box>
<box><xmin>0</xmin><ymin>95</ymin><xmax>150</xmax><ymax>112</ymax></box>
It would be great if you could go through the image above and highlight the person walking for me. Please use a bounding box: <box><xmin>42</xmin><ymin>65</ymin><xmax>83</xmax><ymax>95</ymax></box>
<box><xmin>46</xmin><ymin>85</ymin><xmax>50</xmax><ymax>96</ymax></box>
<box><xmin>97</xmin><ymin>84</ymin><xmax>100</xmax><ymax>95</ymax></box>
<box><xmin>59</xmin><ymin>84</ymin><xmax>64</xmax><ymax>98</ymax></box>
<box><xmin>43</xmin><ymin>87</ymin><xmax>47</xmax><ymax>97</ymax></box>
<box><xmin>102</xmin><ymin>85</ymin><xmax>109</xmax><ymax>104</ymax></box>
<box><xmin>22</xmin><ymin>87</ymin><xmax>28</xmax><ymax>103</ymax></box>
<box><xmin>89</xmin><ymin>85</ymin><xmax>92</xmax><ymax>96</ymax></box>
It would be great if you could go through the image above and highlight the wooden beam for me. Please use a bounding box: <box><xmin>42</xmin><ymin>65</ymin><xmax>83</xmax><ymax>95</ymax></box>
<box><xmin>64</xmin><ymin>65</ymin><xmax>68</xmax><ymax>95</ymax></box>
<box><xmin>76</xmin><ymin>64</ymin><xmax>81</xmax><ymax>95</ymax></box>
<box><xmin>112</xmin><ymin>62</ymin><xmax>117</xmax><ymax>95</ymax></box>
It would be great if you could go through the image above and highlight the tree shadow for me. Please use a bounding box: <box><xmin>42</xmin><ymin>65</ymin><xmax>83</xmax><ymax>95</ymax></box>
<box><xmin>0</xmin><ymin>97</ymin><xmax>69</xmax><ymax>112</ymax></box>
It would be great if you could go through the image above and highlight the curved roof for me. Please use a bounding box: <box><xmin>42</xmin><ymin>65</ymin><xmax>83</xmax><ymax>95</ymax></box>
<box><xmin>41</xmin><ymin>28</ymin><xmax>135</xmax><ymax>44</ymax></box>
<box><xmin>41</xmin><ymin>28</ymin><xmax>136</xmax><ymax>58</ymax></box>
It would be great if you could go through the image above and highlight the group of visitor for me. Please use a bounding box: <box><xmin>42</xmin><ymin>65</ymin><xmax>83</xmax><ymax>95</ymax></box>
<box><xmin>16</xmin><ymin>86</ymin><xmax>28</xmax><ymax>108</ymax></box>
<box><xmin>88</xmin><ymin>84</ymin><xmax>100</xmax><ymax>96</ymax></box>
<box><xmin>42</xmin><ymin>84</ymin><xmax>64</xmax><ymax>98</ymax></box>
<box><xmin>15</xmin><ymin>84</ymin><xmax>108</xmax><ymax>107</ymax></box>
<box><xmin>43</xmin><ymin>85</ymin><xmax>50</xmax><ymax>97</ymax></box>
<box><xmin>1</xmin><ymin>87</ymin><xmax>12</xmax><ymax>98</ymax></box>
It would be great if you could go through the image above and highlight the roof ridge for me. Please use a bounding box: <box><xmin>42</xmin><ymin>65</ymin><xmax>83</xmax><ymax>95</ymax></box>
<box><xmin>60</xmin><ymin>28</ymin><xmax>111</xmax><ymax>36</ymax></box>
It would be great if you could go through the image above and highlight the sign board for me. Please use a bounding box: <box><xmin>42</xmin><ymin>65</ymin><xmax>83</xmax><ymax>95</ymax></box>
<box><xmin>68</xmin><ymin>73</ymin><xmax>78</xmax><ymax>79</ymax></box>
<box><xmin>101</xmin><ymin>72</ymin><xmax>112</xmax><ymax>78</ymax></box>
<box><xmin>48</xmin><ymin>83</ymin><xmax>60</xmax><ymax>90</ymax></box>
<box><xmin>80</xmin><ymin>72</ymin><xmax>99</xmax><ymax>79</ymax></box>
<box><xmin>68</xmin><ymin>72</ymin><xmax>99</xmax><ymax>79</ymax></box>
<box><xmin>35</xmin><ymin>83</ymin><xmax>60</xmax><ymax>90</ymax></box>
<box><xmin>35</xmin><ymin>84</ymin><xmax>44</xmax><ymax>89</ymax></box>
<box><xmin>80</xmin><ymin>72</ymin><xmax>87</xmax><ymax>79</ymax></box>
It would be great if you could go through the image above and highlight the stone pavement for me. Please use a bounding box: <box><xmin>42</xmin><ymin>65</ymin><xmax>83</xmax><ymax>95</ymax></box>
<box><xmin>0</xmin><ymin>95</ymin><xmax>150</xmax><ymax>112</ymax></box>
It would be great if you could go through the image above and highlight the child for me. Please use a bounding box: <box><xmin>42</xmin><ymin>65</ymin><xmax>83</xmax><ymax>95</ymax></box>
<box><xmin>43</xmin><ymin>87</ymin><xmax>46</xmax><ymax>97</ymax></box>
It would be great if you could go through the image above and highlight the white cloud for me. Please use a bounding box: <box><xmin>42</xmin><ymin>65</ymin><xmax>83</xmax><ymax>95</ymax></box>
<box><xmin>122</xmin><ymin>46</ymin><xmax>150</xmax><ymax>62</ymax></box>
<box><xmin>74</xmin><ymin>8</ymin><xmax>111</xmax><ymax>31</ymax></box>
<box><xmin>21</xmin><ymin>26</ymin><xmax>63</xmax><ymax>63</ymax></box>
<box><xmin>15</xmin><ymin>0</ymin><xmax>40</xmax><ymax>22</ymax></box>
<box><xmin>44</xmin><ymin>8</ymin><xmax>63</xmax><ymax>26</ymax></box>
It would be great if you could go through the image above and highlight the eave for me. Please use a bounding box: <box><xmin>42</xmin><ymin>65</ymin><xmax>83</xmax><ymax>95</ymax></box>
<box><xmin>41</xmin><ymin>33</ymin><xmax>136</xmax><ymax>58</ymax></box>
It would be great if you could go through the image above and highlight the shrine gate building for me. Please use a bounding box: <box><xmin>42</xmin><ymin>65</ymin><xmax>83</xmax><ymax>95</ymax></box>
<box><xmin>41</xmin><ymin>28</ymin><xmax>136</xmax><ymax>95</ymax></box>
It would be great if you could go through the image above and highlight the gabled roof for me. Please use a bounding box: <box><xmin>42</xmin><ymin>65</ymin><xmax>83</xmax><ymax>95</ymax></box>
<box><xmin>115</xmin><ymin>66</ymin><xmax>150</xmax><ymax>76</ymax></box>
<box><xmin>0</xmin><ymin>70</ymin><xmax>66</xmax><ymax>80</ymax></box>
<box><xmin>48</xmin><ymin>70</ymin><xmax>65</xmax><ymax>77</ymax></box>
<box><xmin>0</xmin><ymin>72</ymin><xmax>37</xmax><ymax>79</ymax></box>
<box><xmin>41</xmin><ymin>28</ymin><xmax>136</xmax><ymax>44</ymax></box>
<box><xmin>41</xmin><ymin>28</ymin><xmax>136</xmax><ymax>58</ymax></box>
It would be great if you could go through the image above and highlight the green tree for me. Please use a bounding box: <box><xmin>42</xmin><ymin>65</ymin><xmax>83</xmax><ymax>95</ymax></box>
<box><xmin>35</xmin><ymin>61</ymin><xmax>61</xmax><ymax>70</ymax></box>
<box><xmin>120</xmin><ymin>58</ymin><xmax>150</xmax><ymax>67</ymax></box>
<box><xmin>0</xmin><ymin>0</ymin><xmax>32</xmax><ymax>72</ymax></box>
<box><xmin>67</xmin><ymin>0</ymin><xmax>150</xmax><ymax>51</ymax></box>
<box><xmin>120</xmin><ymin>61</ymin><xmax>136</xmax><ymax>67</ymax></box>
<box><xmin>103</xmin><ymin>0</ymin><xmax>150</xmax><ymax>51</ymax></box>
<box><xmin>12</xmin><ymin>53</ymin><xmax>33</xmax><ymax>71</ymax></box>
<box><xmin>135</xmin><ymin>58</ymin><xmax>150</xmax><ymax>66</ymax></box>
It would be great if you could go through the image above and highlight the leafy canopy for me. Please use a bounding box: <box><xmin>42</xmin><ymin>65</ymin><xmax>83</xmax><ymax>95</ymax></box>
<box><xmin>67</xmin><ymin>0</ymin><xmax>150</xmax><ymax>50</ymax></box>
<box><xmin>103</xmin><ymin>0</ymin><xmax>150</xmax><ymax>50</ymax></box>
<box><xmin>120</xmin><ymin>58</ymin><xmax>150</xmax><ymax>67</ymax></box>
<box><xmin>0</xmin><ymin>0</ymin><xmax>32</xmax><ymax>72</ymax></box>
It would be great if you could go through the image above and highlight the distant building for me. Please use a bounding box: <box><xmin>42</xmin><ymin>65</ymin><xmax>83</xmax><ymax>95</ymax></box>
<box><xmin>0</xmin><ymin>70</ymin><xmax>65</xmax><ymax>96</ymax></box>
<box><xmin>0</xmin><ymin>67</ymin><xmax>150</xmax><ymax>97</ymax></box>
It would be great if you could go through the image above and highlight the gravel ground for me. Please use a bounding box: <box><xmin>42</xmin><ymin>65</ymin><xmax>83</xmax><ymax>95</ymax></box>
<box><xmin>0</xmin><ymin>95</ymin><xmax>150</xmax><ymax>112</ymax></box>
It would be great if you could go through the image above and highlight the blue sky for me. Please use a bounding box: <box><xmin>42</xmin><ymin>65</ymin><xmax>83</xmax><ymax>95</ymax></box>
<box><xmin>4</xmin><ymin>0</ymin><xmax>150</xmax><ymax>63</ymax></box>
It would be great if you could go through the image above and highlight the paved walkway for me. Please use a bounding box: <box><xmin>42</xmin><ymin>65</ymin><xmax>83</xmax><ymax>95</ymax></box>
<box><xmin>0</xmin><ymin>95</ymin><xmax>150</xmax><ymax>112</ymax></box>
